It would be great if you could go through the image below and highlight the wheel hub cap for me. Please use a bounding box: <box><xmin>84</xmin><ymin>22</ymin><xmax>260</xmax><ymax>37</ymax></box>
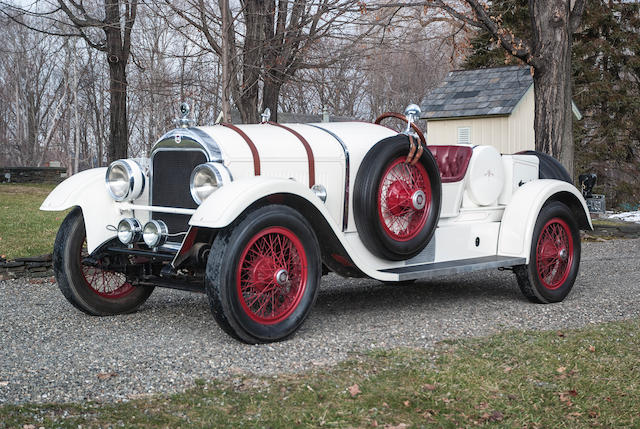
<box><xmin>411</xmin><ymin>190</ymin><xmax>426</xmax><ymax>210</ymax></box>
<box><xmin>558</xmin><ymin>248</ymin><xmax>567</xmax><ymax>260</ymax></box>
<box><xmin>275</xmin><ymin>269</ymin><xmax>289</xmax><ymax>285</ymax></box>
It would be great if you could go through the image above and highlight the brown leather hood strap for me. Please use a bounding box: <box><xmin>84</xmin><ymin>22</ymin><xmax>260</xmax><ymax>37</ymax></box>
<box><xmin>268</xmin><ymin>122</ymin><xmax>315</xmax><ymax>187</ymax></box>
<box><xmin>220</xmin><ymin>123</ymin><xmax>261</xmax><ymax>175</ymax></box>
<box><xmin>374</xmin><ymin>112</ymin><xmax>426</xmax><ymax>165</ymax></box>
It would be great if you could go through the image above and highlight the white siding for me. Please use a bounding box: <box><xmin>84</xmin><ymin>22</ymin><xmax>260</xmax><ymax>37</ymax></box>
<box><xmin>425</xmin><ymin>85</ymin><xmax>535</xmax><ymax>154</ymax></box>
<box><xmin>426</xmin><ymin>116</ymin><xmax>510</xmax><ymax>151</ymax></box>
<box><xmin>506</xmin><ymin>86</ymin><xmax>535</xmax><ymax>153</ymax></box>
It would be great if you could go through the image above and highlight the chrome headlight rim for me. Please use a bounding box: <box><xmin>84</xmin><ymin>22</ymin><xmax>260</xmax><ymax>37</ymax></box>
<box><xmin>189</xmin><ymin>162</ymin><xmax>232</xmax><ymax>205</ymax></box>
<box><xmin>117</xmin><ymin>218</ymin><xmax>142</xmax><ymax>245</ymax></box>
<box><xmin>142</xmin><ymin>220</ymin><xmax>168</xmax><ymax>248</ymax></box>
<box><xmin>105</xmin><ymin>159</ymin><xmax>146</xmax><ymax>202</ymax></box>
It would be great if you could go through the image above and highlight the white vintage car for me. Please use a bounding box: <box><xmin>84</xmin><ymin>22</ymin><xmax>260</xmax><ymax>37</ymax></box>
<box><xmin>41</xmin><ymin>104</ymin><xmax>592</xmax><ymax>343</ymax></box>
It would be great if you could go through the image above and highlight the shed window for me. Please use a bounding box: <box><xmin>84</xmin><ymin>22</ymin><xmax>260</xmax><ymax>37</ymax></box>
<box><xmin>457</xmin><ymin>127</ymin><xmax>471</xmax><ymax>145</ymax></box>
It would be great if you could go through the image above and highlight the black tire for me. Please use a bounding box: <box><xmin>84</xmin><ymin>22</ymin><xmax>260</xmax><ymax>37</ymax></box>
<box><xmin>514</xmin><ymin>201</ymin><xmax>581</xmax><ymax>303</ymax></box>
<box><xmin>518</xmin><ymin>150</ymin><xmax>573</xmax><ymax>184</ymax></box>
<box><xmin>205</xmin><ymin>205</ymin><xmax>321</xmax><ymax>344</ymax></box>
<box><xmin>53</xmin><ymin>208</ymin><xmax>154</xmax><ymax>315</ymax></box>
<box><xmin>354</xmin><ymin>135</ymin><xmax>442</xmax><ymax>261</ymax></box>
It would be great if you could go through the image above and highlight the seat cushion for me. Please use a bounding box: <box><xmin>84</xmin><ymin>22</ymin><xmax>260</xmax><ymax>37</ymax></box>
<box><xmin>428</xmin><ymin>145</ymin><xmax>473</xmax><ymax>183</ymax></box>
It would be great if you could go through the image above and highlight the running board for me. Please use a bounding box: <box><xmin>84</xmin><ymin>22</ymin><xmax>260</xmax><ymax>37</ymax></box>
<box><xmin>379</xmin><ymin>255</ymin><xmax>526</xmax><ymax>281</ymax></box>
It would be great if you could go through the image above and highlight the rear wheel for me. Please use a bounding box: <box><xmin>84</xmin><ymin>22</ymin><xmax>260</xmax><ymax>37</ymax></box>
<box><xmin>205</xmin><ymin>205</ymin><xmax>321</xmax><ymax>343</ymax></box>
<box><xmin>53</xmin><ymin>208</ymin><xmax>153</xmax><ymax>315</ymax></box>
<box><xmin>515</xmin><ymin>202</ymin><xmax>581</xmax><ymax>303</ymax></box>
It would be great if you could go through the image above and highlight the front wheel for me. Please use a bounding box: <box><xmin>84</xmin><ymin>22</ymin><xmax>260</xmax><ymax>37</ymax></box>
<box><xmin>53</xmin><ymin>208</ymin><xmax>154</xmax><ymax>315</ymax></box>
<box><xmin>514</xmin><ymin>201</ymin><xmax>581</xmax><ymax>303</ymax></box>
<box><xmin>205</xmin><ymin>205</ymin><xmax>321</xmax><ymax>343</ymax></box>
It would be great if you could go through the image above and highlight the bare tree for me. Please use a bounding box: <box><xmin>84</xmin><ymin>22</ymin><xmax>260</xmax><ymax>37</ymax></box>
<box><xmin>2</xmin><ymin>0</ymin><xmax>139</xmax><ymax>161</ymax></box>
<box><xmin>163</xmin><ymin>0</ymin><xmax>371</xmax><ymax>123</ymax></box>
<box><xmin>0</xmin><ymin>15</ymin><xmax>69</xmax><ymax>166</ymax></box>
<box><xmin>55</xmin><ymin>0</ymin><xmax>138</xmax><ymax>161</ymax></box>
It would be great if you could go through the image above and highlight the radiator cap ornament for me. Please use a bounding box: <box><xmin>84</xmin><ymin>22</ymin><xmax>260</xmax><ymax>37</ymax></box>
<box><xmin>175</xmin><ymin>102</ymin><xmax>194</xmax><ymax>128</ymax></box>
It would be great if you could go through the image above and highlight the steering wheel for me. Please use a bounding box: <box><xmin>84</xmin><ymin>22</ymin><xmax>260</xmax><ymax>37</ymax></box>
<box><xmin>374</xmin><ymin>112</ymin><xmax>426</xmax><ymax>148</ymax></box>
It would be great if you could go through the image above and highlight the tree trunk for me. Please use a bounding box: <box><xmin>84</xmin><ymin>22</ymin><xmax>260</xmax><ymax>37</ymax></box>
<box><xmin>262</xmin><ymin>77</ymin><xmax>281</xmax><ymax>122</ymax></box>
<box><xmin>530</xmin><ymin>0</ymin><xmax>575</xmax><ymax>178</ymax></box>
<box><xmin>106</xmin><ymin>57</ymin><xmax>128</xmax><ymax>161</ymax></box>
<box><xmin>221</xmin><ymin>0</ymin><xmax>231</xmax><ymax>122</ymax></box>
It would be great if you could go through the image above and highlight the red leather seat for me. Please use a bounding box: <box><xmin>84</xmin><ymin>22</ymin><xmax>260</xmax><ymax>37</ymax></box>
<box><xmin>428</xmin><ymin>145</ymin><xmax>472</xmax><ymax>183</ymax></box>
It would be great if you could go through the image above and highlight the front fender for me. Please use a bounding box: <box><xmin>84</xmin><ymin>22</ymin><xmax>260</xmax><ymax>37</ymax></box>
<box><xmin>498</xmin><ymin>179</ymin><xmax>592</xmax><ymax>260</ymax></box>
<box><xmin>189</xmin><ymin>177</ymin><xmax>332</xmax><ymax>229</ymax></box>
<box><xmin>40</xmin><ymin>167</ymin><xmax>119</xmax><ymax>253</ymax></box>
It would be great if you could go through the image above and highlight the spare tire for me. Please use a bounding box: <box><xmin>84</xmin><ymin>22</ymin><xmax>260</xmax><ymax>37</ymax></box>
<box><xmin>518</xmin><ymin>150</ymin><xmax>572</xmax><ymax>184</ymax></box>
<box><xmin>354</xmin><ymin>135</ymin><xmax>442</xmax><ymax>260</ymax></box>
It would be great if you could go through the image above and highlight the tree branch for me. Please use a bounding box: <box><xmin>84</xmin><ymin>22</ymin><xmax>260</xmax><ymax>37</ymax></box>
<box><xmin>569</xmin><ymin>0</ymin><xmax>586</xmax><ymax>33</ymax></box>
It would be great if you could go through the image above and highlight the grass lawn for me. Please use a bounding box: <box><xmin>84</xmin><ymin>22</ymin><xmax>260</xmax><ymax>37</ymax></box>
<box><xmin>0</xmin><ymin>183</ymin><xmax>65</xmax><ymax>259</ymax></box>
<box><xmin>1</xmin><ymin>319</ymin><xmax>638</xmax><ymax>428</ymax></box>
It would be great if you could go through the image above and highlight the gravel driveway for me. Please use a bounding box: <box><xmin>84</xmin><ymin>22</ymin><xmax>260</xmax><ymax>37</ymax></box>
<box><xmin>1</xmin><ymin>238</ymin><xmax>639</xmax><ymax>404</ymax></box>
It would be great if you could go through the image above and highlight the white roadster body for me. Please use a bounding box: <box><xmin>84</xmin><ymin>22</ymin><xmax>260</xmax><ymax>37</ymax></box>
<box><xmin>42</xmin><ymin>109</ymin><xmax>592</xmax><ymax>343</ymax></box>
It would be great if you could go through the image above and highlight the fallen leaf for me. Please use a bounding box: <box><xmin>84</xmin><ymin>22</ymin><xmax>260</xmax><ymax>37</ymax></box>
<box><xmin>371</xmin><ymin>420</ymin><xmax>378</xmax><ymax>427</ymax></box>
<box><xmin>383</xmin><ymin>424</ymin><xmax>408</xmax><ymax>429</ymax></box>
<box><xmin>382</xmin><ymin>402</ymin><xmax>389</xmax><ymax>408</ymax></box>
<box><xmin>348</xmin><ymin>384</ymin><xmax>361</xmax><ymax>397</ymax></box>
<box><xmin>589</xmin><ymin>345</ymin><xmax>596</xmax><ymax>352</ymax></box>
<box><xmin>423</xmin><ymin>383</ymin><xmax>436</xmax><ymax>391</ymax></box>
<box><xmin>589</xmin><ymin>411</ymin><xmax>598</xmax><ymax>418</ymax></box>
<box><xmin>97</xmin><ymin>372</ymin><xmax>117</xmax><ymax>380</ymax></box>
<box><xmin>503</xmin><ymin>366</ymin><xmax>513</xmax><ymax>373</ymax></box>
<box><xmin>557</xmin><ymin>366</ymin><xmax>567</xmax><ymax>373</ymax></box>
<box><xmin>490</xmin><ymin>411</ymin><xmax>504</xmax><ymax>422</ymax></box>
<box><xmin>403</xmin><ymin>400</ymin><xmax>410</xmax><ymax>407</ymax></box>
<box><xmin>568</xmin><ymin>412</ymin><xmax>583</xmax><ymax>418</ymax></box>
<box><xmin>22</xmin><ymin>425</ymin><xmax>35</xmax><ymax>429</ymax></box>
<box><xmin>557</xmin><ymin>331</ymin><xmax>565</xmax><ymax>337</ymax></box>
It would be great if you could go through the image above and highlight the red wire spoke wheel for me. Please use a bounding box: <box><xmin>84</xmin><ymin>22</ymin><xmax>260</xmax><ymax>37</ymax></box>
<box><xmin>354</xmin><ymin>135</ymin><xmax>441</xmax><ymax>261</ymax></box>
<box><xmin>236</xmin><ymin>227</ymin><xmax>308</xmax><ymax>324</ymax></box>
<box><xmin>79</xmin><ymin>239</ymin><xmax>134</xmax><ymax>299</ymax></box>
<box><xmin>53</xmin><ymin>208</ymin><xmax>154</xmax><ymax>315</ymax></box>
<box><xmin>205</xmin><ymin>205</ymin><xmax>321</xmax><ymax>344</ymax></box>
<box><xmin>377</xmin><ymin>157</ymin><xmax>431</xmax><ymax>242</ymax></box>
<box><xmin>515</xmin><ymin>201</ymin><xmax>581</xmax><ymax>304</ymax></box>
<box><xmin>535</xmin><ymin>218</ymin><xmax>574</xmax><ymax>290</ymax></box>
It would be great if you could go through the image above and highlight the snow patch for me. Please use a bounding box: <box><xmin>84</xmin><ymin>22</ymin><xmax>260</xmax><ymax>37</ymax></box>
<box><xmin>608</xmin><ymin>211</ymin><xmax>640</xmax><ymax>224</ymax></box>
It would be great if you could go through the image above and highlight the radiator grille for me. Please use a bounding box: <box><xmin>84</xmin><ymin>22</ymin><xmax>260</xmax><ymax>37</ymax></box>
<box><xmin>151</xmin><ymin>150</ymin><xmax>207</xmax><ymax>235</ymax></box>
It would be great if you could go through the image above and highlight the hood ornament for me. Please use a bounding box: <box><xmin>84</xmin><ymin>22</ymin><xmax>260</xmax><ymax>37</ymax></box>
<box><xmin>175</xmin><ymin>102</ymin><xmax>195</xmax><ymax>128</ymax></box>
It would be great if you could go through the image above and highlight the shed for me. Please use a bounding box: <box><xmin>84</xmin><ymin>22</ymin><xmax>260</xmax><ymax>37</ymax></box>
<box><xmin>420</xmin><ymin>65</ymin><xmax>581</xmax><ymax>154</ymax></box>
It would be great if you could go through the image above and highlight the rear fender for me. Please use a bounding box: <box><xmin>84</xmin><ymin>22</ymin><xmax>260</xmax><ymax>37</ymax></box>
<box><xmin>40</xmin><ymin>168</ymin><xmax>119</xmax><ymax>252</ymax></box>
<box><xmin>498</xmin><ymin>179</ymin><xmax>592</xmax><ymax>261</ymax></box>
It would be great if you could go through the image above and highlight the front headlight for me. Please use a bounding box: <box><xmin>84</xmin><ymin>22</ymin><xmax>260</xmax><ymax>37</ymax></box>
<box><xmin>190</xmin><ymin>163</ymin><xmax>232</xmax><ymax>205</ymax></box>
<box><xmin>105</xmin><ymin>159</ymin><xmax>145</xmax><ymax>201</ymax></box>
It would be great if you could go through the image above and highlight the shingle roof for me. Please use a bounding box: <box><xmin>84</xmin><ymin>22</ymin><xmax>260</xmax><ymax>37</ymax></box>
<box><xmin>421</xmin><ymin>66</ymin><xmax>533</xmax><ymax>119</ymax></box>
